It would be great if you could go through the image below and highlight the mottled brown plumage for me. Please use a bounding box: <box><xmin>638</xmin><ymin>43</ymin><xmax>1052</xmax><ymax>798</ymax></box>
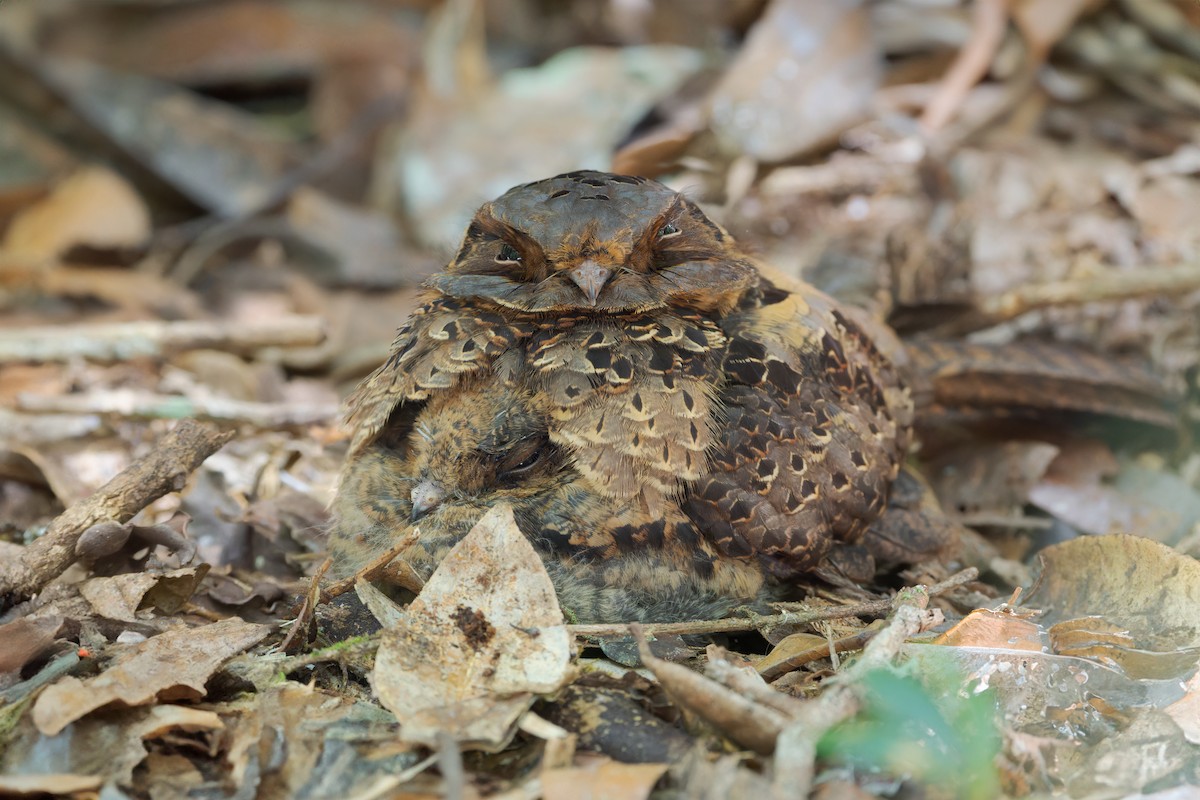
<box><xmin>332</xmin><ymin>376</ymin><xmax>770</xmax><ymax>623</ymax></box>
<box><xmin>334</xmin><ymin>171</ymin><xmax>924</xmax><ymax>621</ymax></box>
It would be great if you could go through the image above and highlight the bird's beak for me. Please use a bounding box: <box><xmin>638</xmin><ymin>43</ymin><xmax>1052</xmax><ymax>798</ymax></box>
<box><xmin>569</xmin><ymin>259</ymin><xmax>613</xmax><ymax>306</ymax></box>
<box><xmin>410</xmin><ymin>480</ymin><xmax>445</xmax><ymax>521</ymax></box>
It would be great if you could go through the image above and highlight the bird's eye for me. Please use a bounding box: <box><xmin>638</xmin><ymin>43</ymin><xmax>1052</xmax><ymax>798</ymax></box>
<box><xmin>496</xmin><ymin>436</ymin><xmax>548</xmax><ymax>480</ymax></box>
<box><xmin>657</xmin><ymin>223</ymin><xmax>681</xmax><ymax>238</ymax></box>
<box><xmin>496</xmin><ymin>244</ymin><xmax>522</xmax><ymax>263</ymax></box>
<box><xmin>505</xmin><ymin>451</ymin><xmax>540</xmax><ymax>474</ymax></box>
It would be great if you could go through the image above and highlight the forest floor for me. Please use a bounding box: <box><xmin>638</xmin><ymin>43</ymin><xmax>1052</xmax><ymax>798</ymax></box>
<box><xmin>1</xmin><ymin>1</ymin><xmax>1200</xmax><ymax>797</ymax></box>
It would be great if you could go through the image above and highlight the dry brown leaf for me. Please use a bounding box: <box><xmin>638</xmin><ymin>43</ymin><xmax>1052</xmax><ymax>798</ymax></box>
<box><xmin>755</xmin><ymin>632</ymin><xmax>830</xmax><ymax>676</ymax></box>
<box><xmin>79</xmin><ymin>566</ymin><xmax>210</xmax><ymax>622</ymax></box>
<box><xmin>1</xmin><ymin>167</ymin><xmax>149</xmax><ymax>261</ymax></box>
<box><xmin>1049</xmin><ymin>616</ymin><xmax>1200</xmax><ymax>680</ymax></box>
<box><xmin>37</xmin><ymin>60</ymin><xmax>304</xmax><ymax>217</ymax></box>
<box><xmin>31</xmin><ymin>617</ymin><xmax>269</xmax><ymax>735</ymax></box>
<box><xmin>371</xmin><ymin>503</ymin><xmax>571</xmax><ymax>750</ymax></box>
<box><xmin>542</xmin><ymin>758</ymin><xmax>669</xmax><ymax>800</ymax></box>
<box><xmin>1027</xmin><ymin>535</ymin><xmax>1200</xmax><ymax>659</ymax></box>
<box><xmin>0</xmin><ymin>614</ymin><xmax>65</xmax><ymax>674</ymax></box>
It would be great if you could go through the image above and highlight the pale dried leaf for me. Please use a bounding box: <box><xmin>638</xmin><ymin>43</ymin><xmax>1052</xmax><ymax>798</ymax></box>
<box><xmin>710</xmin><ymin>0</ymin><xmax>878</xmax><ymax>161</ymax></box>
<box><xmin>1</xmin><ymin>166</ymin><xmax>149</xmax><ymax>261</ymax></box>
<box><xmin>384</xmin><ymin>46</ymin><xmax>703</xmax><ymax>247</ymax></box>
<box><xmin>372</xmin><ymin>504</ymin><xmax>571</xmax><ymax>750</ymax></box>
<box><xmin>1027</xmin><ymin>481</ymin><xmax>1177</xmax><ymax>538</ymax></box>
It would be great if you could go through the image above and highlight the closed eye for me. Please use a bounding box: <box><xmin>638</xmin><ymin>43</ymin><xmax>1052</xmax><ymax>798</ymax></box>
<box><xmin>495</xmin><ymin>435</ymin><xmax>549</xmax><ymax>480</ymax></box>
<box><xmin>496</xmin><ymin>244</ymin><xmax>522</xmax><ymax>263</ymax></box>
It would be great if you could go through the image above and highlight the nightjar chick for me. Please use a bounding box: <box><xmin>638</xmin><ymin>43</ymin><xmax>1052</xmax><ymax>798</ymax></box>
<box><xmin>333</xmin><ymin>171</ymin><xmax>934</xmax><ymax>621</ymax></box>
<box><xmin>332</xmin><ymin>375</ymin><xmax>770</xmax><ymax>623</ymax></box>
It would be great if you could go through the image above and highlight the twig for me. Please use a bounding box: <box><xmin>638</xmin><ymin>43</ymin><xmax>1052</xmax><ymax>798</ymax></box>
<box><xmin>757</xmin><ymin>156</ymin><xmax>917</xmax><ymax>198</ymax></box>
<box><xmin>771</xmin><ymin>585</ymin><xmax>944</xmax><ymax>798</ymax></box>
<box><xmin>630</xmin><ymin>623</ymin><xmax>790</xmax><ymax>756</ymax></box>
<box><xmin>319</xmin><ymin>529</ymin><xmax>422</xmax><ymax>604</ymax></box>
<box><xmin>437</xmin><ymin>730</ymin><xmax>467</xmax><ymax>800</ymax></box>
<box><xmin>0</xmin><ymin>419</ymin><xmax>233</xmax><ymax>608</ymax></box>
<box><xmin>705</xmin><ymin>648</ymin><xmax>807</xmax><ymax>718</ymax></box>
<box><xmin>17</xmin><ymin>391</ymin><xmax>337</xmax><ymax>429</ymax></box>
<box><xmin>567</xmin><ymin>568</ymin><xmax>977</xmax><ymax>640</ymax></box>
<box><xmin>934</xmin><ymin>263</ymin><xmax>1200</xmax><ymax>336</ymax></box>
<box><xmin>957</xmin><ymin>512</ymin><xmax>1053</xmax><ymax>530</ymax></box>
<box><xmin>757</xmin><ymin>627</ymin><xmax>878</xmax><ymax>682</ymax></box>
<box><xmin>920</xmin><ymin>0</ymin><xmax>1012</xmax><ymax>132</ymax></box>
<box><xmin>983</xmin><ymin>262</ymin><xmax>1200</xmax><ymax>315</ymax></box>
<box><xmin>282</xmin><ymin>531</ymin><xmax>423</xmax><ymax>653</ymax></box>
<box><xmin>280</xmin><ymin>557</ymin><xmax>332</xmax><ymax>654</ymax></box>
<box><xmin>0</xmin><ymin>316</ymin><xmax>325</xmax><ymax>363</ymax></box>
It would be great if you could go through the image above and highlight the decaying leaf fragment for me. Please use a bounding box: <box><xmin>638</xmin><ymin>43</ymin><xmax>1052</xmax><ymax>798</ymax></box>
<box><xmin>1027</xmin><ymin>534</ymin><xmax>1200</xmax><ymax>652</ymax></box>
<box><xmin>372</xmin><ymin>503</ymin><xmax>571</xmax><ymax>750</ymax></box>
<box><xmin>79</xmin><ymin>565</ymin><xmax>210</xmax><ymax>622</ymax></box>
<box><xmin>31</xmin><ymin>617</ymin><xmax>269</xmax><ymax>736</ymax></box>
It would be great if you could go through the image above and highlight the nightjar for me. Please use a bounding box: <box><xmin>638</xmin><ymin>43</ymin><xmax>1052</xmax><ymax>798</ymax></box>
<box><xmin>332</xmin><ymin>171</ymin><xmax>927</xmax><ymax>622</ymax></box>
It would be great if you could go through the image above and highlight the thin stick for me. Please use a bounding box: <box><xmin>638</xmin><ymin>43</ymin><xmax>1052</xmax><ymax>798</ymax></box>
<box><xmin>319</xmin><ymin>529</ymin><xmax>422</xmax><ymax>604</ymax></box>
<box><xmin>772</xmin><ymin>584</ymin><xmax>942</xmax><ymax>796</ymax></box>
<box><xmin>567</xmin><ymin>567</ymin><xmax>977</xmax><ymax>640</ymax></box>
<box><xmin>630</xmin><ymin>624</ymin><xmax>789</xmax><ymax>756</ymax></box>
<box><xmin>0</xmin><ymin>316</ymin><xmax>325</xmax><ymax>363</ymax></box>
<box><xmin>0</xmin><ymin>420</ymin><xmax>233</xmax><ymax>608</ymax></box>
<box><xmin>757</xmin><ymin>627</ymin><xmax>878</xmax><ymax>682</ymax></box>
<box><xmin>280</xmin><ymin>557</ymin><xmax>332</xmax><ymax>654</ymax></box>
<box><xmin>920</xmin><ymin>0</ymin><xmax>1012</xmax><ymax>132</ymax></box>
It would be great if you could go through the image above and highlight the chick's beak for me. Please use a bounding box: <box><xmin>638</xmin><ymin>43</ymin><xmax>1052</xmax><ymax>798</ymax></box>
<box><xmin>569</xmin><ymin>259</ymin><xmax>613</xmax><ymax>306</ymax></box>
<box><xmin>410</xmin><ymin>480</ymin><xmax>445</xmax><ymax>521</ymax></box>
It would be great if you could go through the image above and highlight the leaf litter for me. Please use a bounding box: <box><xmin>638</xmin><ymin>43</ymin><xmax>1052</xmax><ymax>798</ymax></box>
<box><xmin>0</xmin><ymin>0</ymin><xmax>1198</xmax><ymax>797</ymax></box>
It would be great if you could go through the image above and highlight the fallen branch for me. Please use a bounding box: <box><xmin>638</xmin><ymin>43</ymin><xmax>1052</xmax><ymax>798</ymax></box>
<box><xmin>935</xmin><ymin>263</ymin><xmax>1200</xmax><ymax>336</ymax></box>
<box><xmin>0</xmin><ymin>316</ymin><xmax>325</xmax><ymax>363</ymax></box>
<box><xmin>0</xmin><ymin>419</ymin><xmax>233</xmax><ymax>608</ymax></box>
<box><xmin>17</xmin><ymin>390</ymin><xmax>337</xmax><ymax>429</ymax></box>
